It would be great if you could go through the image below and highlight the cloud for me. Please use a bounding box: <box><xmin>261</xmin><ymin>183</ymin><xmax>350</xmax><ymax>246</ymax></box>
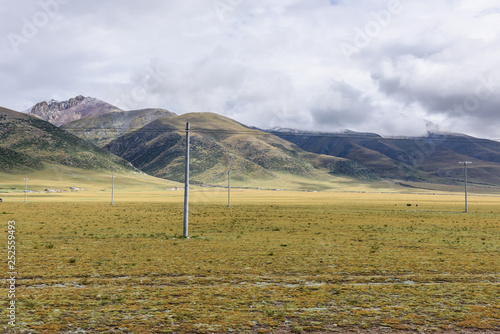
<box><xmin>310</xmin><ymin>80</ymin><xmax>374</xmax><ymax>129</ymax></box>
<box><xmin>371</xmin><ymin>39</ymin><xmax>500</xmax><ymax>131</ymax></box>
<box><xmin>1</xmin><ymin>0</ymin><xmax>500</xmax><ymax>138</ymax></box>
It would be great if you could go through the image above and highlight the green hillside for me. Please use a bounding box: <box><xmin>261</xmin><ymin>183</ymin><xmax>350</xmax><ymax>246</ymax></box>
<box><xmin>0</xmin><ymin>146</ymin><xmax>44</xmax><ymax>172</ymax></box>
<box><xmin>0</xmin><ymin>107</ymin><xmax>134</xmax><ymax>173</ymax></box>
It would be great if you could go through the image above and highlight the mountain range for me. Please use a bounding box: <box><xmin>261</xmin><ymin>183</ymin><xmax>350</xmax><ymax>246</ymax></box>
<box><xmin>1</xmin><ymin>95</ymin><xmax>499</xmax><ymax>190</ymax></box>
<box><xmin>268</xmin><ymin>129</ymin><xmax>500</xmax><ymax>187</ymax></box>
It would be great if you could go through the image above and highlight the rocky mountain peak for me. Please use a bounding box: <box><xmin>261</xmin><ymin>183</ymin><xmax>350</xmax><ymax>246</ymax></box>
<box><xmin>30</xmin><ymin>95</ymin><xmax>86</xmax><ymax>121</ymax></box>
<box><xmin>28</xmin><ymin>95</ymin><xmax>121</xmax><ymax>126</ymax></box>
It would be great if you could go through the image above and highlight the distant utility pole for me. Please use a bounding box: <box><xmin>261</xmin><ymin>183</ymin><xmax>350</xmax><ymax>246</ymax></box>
<box><xmin>459</xmin><ymin>161</ymin><xmax>472</xmax><ymax>212</ymax></box>
<box><xmin>111</xmin><ymin>173</ymin><xmax>115</xmax><ymax>205</ymax></box>
<box><xmin>183</xmin><ymin>122</ymin><xmax>190</xmax><ymax>238</ymax></box>
<box><xmin>24</xmin><ymin>176</ymin><xmax>28</xmax><ymax>203</ymax></box>
<box><xmin>227</xmin><ymin>170</ymin><xmax>231</xmax><ymax>207</ymax></box>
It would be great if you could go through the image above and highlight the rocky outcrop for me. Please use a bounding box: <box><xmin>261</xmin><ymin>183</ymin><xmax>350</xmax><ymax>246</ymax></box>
<box><xmin>29</xmin><ymin>95</ymin><xmax>121</xmax><ymax>126</ymax></box>
<box><xmin>30</xmin><ymin>95</ymin><xmax>85</xmax><ymax>122</ymax></box>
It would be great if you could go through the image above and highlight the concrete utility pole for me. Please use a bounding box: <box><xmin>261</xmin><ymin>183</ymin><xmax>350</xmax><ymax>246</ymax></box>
<box><xmin>24</xmin><ymin>176</ymin><xmax>28</xmax><ymax>203</ymax></box>
<box><xmin>111</xmin><ymin>173</ymin><xmax>115</xmax><ymax>205</ymax></box>
<box><xmin>183</xmin><ymin>122</ymin><xmax>190</xmax><ymax>238</ymax></box>
<box><xmin>459</xmin><ymin>161</ymin><xmax>472</xmax><ymax>212</ymax></box>
<box><xmin>227</xmin><ymin>170</ymin><xmax>231</xmax><ymax>207</ymax></box>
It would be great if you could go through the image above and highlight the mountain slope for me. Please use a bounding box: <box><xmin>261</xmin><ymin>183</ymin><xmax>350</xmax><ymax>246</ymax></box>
<box><xmin>426</xmin><ymin>133</ymin><xmax>500</xmax><ymax>163</ymax></box>
<box><xmin>0</xmin><ymin>146</ymin><xmax>44</xmax><ymax>172</ymax></box>
<box><xmin>0</xmin><ymin>107</ymin><xmax>134</xmax><ymax>173</ymax></box>
<box><xmin>105</xmin><ymin>113</ymin><xmax>376</xmax><ymax>184</ymax></box>
<box><xmin>29</xmin><ymin>95</ymin><xmax>121</xmax><ymax>126</ymax></box>
<box><xmin>61</xmin><ymin>108</ymin><xmax>177</xmax><ymax>147</ymax></box>
<box><xmin>270</xmin><ymin>129</ymin><xmax>500</xmax><ymax>186</ymax></box>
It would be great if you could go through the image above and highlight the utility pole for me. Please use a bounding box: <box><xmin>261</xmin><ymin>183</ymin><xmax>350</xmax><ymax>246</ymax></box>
<box><xmin>459</xmin><ymin>161</ymin><xmax>472</xmax><ymax>212</ymax></box>
<box><xmin>183</xmin><ymin>122</ymin><xmax>190</xmax><ymax>238</ymax></box>
<box><xmin>111</xmin><ymin>173</ymin><xmax>115</xmax><ymax>205</ymax></box>
<box><xmin>24</xmin><ymin>176</ymin><xmax>28</xmax><ymax>203</ymax></box>
<box><xmin>227</xmin><ymin>170</ymin><xmax>231</xmax><ymax>207</ymax></box>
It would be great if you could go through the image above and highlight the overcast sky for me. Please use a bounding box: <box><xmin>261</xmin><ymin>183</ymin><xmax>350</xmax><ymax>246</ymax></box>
<box><xmin>1</xmin><ymin>0</ymin><xmax>500</xmax><ymax>138</ymax></box>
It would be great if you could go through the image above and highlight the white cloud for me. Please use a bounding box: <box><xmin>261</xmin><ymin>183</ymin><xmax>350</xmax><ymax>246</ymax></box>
<box><xmin>1</xmin><ymin>0</ymin><xmax>499</xmax><ymax>137</ymax></box>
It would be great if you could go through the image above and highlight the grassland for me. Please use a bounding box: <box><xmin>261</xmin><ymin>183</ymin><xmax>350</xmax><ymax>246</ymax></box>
<box><xmin>0</xmin><ymin>166</ymin><xmax>182</xmax><ymax>201</ymax></box>
<box><xmin>1</xmin><ymin>178</ymin><xmax>499</xmax><ymax>333</ymax></box>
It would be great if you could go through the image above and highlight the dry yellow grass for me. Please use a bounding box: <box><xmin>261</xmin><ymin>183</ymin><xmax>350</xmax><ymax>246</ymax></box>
<box><xmin>1</xmin><ymin>185</ymin><xmax>499</xmax><ymax>333</ymax></box>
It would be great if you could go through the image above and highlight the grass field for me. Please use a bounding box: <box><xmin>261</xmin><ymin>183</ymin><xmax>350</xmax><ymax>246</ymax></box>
<box><xmin>1</xmin><ymin>172</ymin><xmax>499</xmax><ymax>333</ymax></box>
